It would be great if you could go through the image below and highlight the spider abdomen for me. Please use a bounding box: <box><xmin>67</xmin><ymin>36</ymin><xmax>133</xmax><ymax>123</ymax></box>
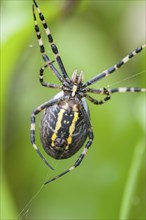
<box><xmin>40</xmin><ymin>99</ymin><xmax>88</xmax><ymax>159</ymax></box>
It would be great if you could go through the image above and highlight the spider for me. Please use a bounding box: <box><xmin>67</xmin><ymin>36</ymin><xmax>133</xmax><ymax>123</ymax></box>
<box><xmin>30</xmin><ymin>0</ymin><xmax>146</xmax><ymax>184</ymax></box>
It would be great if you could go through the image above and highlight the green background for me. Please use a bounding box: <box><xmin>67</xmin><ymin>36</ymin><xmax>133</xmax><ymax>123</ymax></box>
<box><xmin>1</xmin><ymin>0</ymin><xmax>145</xmax><ymax>219</ymax></box>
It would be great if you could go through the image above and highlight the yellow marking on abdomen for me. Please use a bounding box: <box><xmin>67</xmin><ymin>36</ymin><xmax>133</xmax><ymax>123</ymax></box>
<box><xmin>66</xmin><ymin>112</ymin><xmax>79</xmax><ymax>147</ymax></box>
<box><xmin>51</xmin><ymin>109</ymin><xmax>65</xmax><ymax>146</ymax></box>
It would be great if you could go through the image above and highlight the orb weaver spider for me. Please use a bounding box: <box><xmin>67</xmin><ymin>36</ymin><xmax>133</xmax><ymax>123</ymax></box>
<box><xmin>30</xmin><ymin>0</ymin><xmax>146</xmax><ymax>184</ymax></box>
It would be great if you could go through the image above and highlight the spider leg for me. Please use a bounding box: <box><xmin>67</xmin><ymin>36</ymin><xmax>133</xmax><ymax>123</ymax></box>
<box><xmin>83</xmin><ymin>44</ymin><xmax>146</xmax><ymax>87</ymax></box>
<box><xmin>85</xmin><ymin>87</ymin><xmax>146</xmax><ymax>94</ymax></box>
<box><xmin>33</xmin><ymin>0</ymin><xmax>70</xmax><ymax>82</ymax></box>
<box><xmin>108</xmin><ymin>87</ymin><xmax>146</xmax><ymax>94</ymax></box>
<box><xmin>32</xmin><ymin>4</ymin><xmax>64</xmax><ymax>84</ymax></box>
<box><xmin>39</xmin><ymin>63</ymin><xmax>62</xmax><ymax>88</ymax></box>
<box><xmin>44</xmin><ymin>103</ymin><xmax>94</xmax><ymax>184</ymax></box>
<box><xmin>84</xmin><ymin>88</ymin><xmax>111</xmax><ymax>105</ymax></box>
<box><xmin>30</xmin><ymin>96</ymin><xmax>64</xmax><ymax>170</ymax></box>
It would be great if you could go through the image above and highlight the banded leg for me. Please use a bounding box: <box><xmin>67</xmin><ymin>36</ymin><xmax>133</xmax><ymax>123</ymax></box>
<box><xmin>85</xmin><ymin>88</ymin><xmax>111</xmax><ymax>105</ymax></box>
<box><xmin>108</xmin><ymin>87</ymin><xmax>146</xmax><ymax>94</ymax></box>
<box><xmin>33</xmin><ymin>0</ymin><xmax>70</xmax><ymax>82</ymax></box>
<box><xmin>44</xmin><ymin>104</ymin><xmax>94</xmax><ymax>184</ymax></box>
<box><xmin>39</xmin><ymin>63</ymin><xmax>62</xmax><ymax>88</ymax></box>
<box><xmin>30</xmin><ymin>96</ymin><xmax>64</xmax><ymax>170</ymax></box>
<box><xmin>85</xmin><ymin>87</ymin><xmax>146</xmax><ymax>94</ymax></box>
<box><xmin>83</xmin><ymin>44</ymin><xmax>146</xmax><ymax>87</ymax></box>
<box><xmin>32</xmin><ymin>4</ymin><xmax>64</xmax><ymax>83</ymax></box>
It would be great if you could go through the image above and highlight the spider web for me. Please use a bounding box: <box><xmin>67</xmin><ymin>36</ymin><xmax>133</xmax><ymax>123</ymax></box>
<box><xmin>15</xmin><ymin>172</ymin><xmax>49</xmax><ymax>220</ymax></box>
<box><xmin>106</xmin><ymin>70</ymin><xmax>145</xmax><ymax>88</ymax></box>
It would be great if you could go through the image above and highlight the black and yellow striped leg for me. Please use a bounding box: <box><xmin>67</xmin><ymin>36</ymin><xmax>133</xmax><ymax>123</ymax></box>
<box><xmin>108</xmin><ymin>87</ymin><xmax>146</xmax><ymax>94</ymax></box>
<box><xmin>32</xmin><ymin>4</ymin><xmax>64</xmax><ymax>83</ymax></box>
<box><xmin>33</xmin><ymin>0</ymin><xmax>70</xmax><ymax>82</ymax></box>
<box><xmin>85</xmin><ymin>87</ymin><xmax>146</xmax><ymax>94</ymax></box>
<box><xmin>83</xmin><ymin>44</ymin><xmax>146</xmax><ymax>87</ymax></box>
<box><xmin>85</xmin><ymin>88</ymin><xmax>111</xmax><ymax>105</ymax></box>
<box><xmin>30</xmin><ymin>97</ymin><xmax>64</xmax><ymax>170</ymax></box>
<box><xmin>44</xmin><ymin>130</ymin><xmax>93</xmax><ymax>184</ymax></box>
<box><xmin>44</xmin><ymin>105</ymin><xmax>94</xmax><ymax>184</ymax></box>
<box><xmin>39</xmin><ymin>64</ymin><xmax>62</xmax><ymax>88</ymax></box>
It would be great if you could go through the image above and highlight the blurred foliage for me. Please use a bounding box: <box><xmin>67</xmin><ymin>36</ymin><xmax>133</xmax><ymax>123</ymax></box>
<box><xmin>1</xmin><ymin>0</ymin><xmax>145</xmax><ymax>219</ymax></box>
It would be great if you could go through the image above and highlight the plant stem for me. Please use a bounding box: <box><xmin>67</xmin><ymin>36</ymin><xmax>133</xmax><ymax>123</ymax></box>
<box><xmin>119</xmin><ymin>139</ymin><xmax>145</xmax><ymax>219</ymax></box>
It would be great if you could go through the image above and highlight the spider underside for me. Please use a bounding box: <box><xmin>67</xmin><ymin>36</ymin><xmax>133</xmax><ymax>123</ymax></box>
<box><xmin>30</xmin><ymin>0</ymin><xmax>146</xmax><ymax>184</ymax></box>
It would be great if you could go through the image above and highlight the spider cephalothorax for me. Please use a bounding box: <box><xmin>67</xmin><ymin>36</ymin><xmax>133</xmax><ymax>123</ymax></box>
<box><xmin>30</xmin><ymin>0</ymin><xmax>146</xmax><ymax>184</ymax></box>
<box><xmin>62</xmin><ymin>70</ymin><xmax>84</xmax><ymax>97</ymax></box>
